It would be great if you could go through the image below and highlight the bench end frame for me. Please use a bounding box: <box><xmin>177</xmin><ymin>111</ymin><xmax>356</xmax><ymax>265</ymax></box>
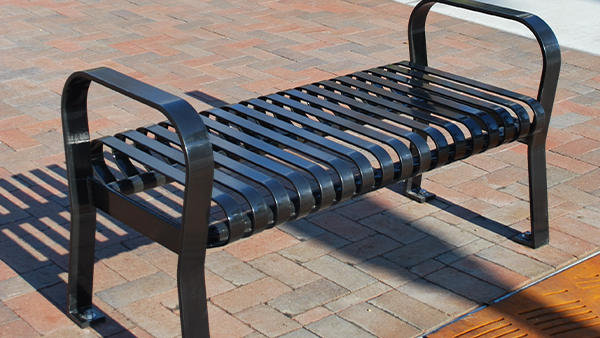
<box><xmin>407</xmin><ymin>0</ymin><xmax>560</xmax><ymax>248</ymax></box>
<box><xmin>62</xmin><ymin>68</ymin><xmax>215</xmax><ymax>337</ymax></box>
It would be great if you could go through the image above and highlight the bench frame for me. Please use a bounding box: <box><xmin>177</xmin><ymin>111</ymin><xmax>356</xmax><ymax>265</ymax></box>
<box><xmin>61</xmin><ymin>0</ymin><xmax>560</xmax><ymax>337</ymax></box>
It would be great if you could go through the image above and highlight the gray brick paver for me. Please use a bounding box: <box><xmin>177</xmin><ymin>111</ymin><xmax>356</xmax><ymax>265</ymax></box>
<box><xmin>304</xmin><ymin>255</ymin><xmax>377</xmax><ymax>291</ymax></box>
<box><xmin>96</xmin><ymin>272</ymin><xmax>176</xmax><ymax>308</ymax></box>
<box><xmin>306</xmin><ymin>315</ymin><xmax>375</xmax><ymax>338</ymax></box>
<box><xmin>268</xmin><ymin>278</ymin><xmax>348</xmax><ymax>316</ymax></box>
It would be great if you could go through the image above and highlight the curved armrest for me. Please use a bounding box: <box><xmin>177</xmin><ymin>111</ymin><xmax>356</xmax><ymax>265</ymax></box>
<box><xmin>61</xmin><ymin>67</ymin><xmax>214</xmax><ymax>256</ymax></box>
<box><xmin>408</xmin><ymin>0</ymin><xmax>561</xmax><ymax>120</ymax></box>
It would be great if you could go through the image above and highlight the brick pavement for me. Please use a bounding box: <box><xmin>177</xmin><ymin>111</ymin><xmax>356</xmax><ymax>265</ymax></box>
<box><xmin>1</xmin><ymin>0</ymin><xmax>600</xmax><ymax>337</ymax></box>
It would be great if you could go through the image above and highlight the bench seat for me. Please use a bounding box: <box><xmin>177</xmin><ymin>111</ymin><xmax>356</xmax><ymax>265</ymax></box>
<box><xmin>90</xmin><ymin>60</ymin><xmax>543</xmax><ymax>249</ymax></box>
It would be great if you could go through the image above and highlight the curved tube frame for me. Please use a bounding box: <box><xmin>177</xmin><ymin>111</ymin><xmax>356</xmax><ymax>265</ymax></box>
<box><xmin>407</xmin><ymin>0</ymin><xmax>561</xmax><ymax>247</ymax></box>
<box><xmin>62</xmin><ymin>67</ymin><xmax>214</xmax><ymax>337</ymax></box>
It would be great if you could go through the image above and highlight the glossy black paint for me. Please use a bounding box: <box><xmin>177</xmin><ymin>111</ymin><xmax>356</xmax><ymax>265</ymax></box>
<box><xmin>61</xmin><ymin>1</ymin><xmax>560</xmax><ymax>337</ymax></box>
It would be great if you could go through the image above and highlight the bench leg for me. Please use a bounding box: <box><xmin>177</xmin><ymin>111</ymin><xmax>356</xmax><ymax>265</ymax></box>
<box><xmin>178</xmin><ymin>254</ymin><xmax>210</xmax><ymax>338</ymax></box>
<box><xmin>519</xmin><ymin>134</ymin><xmax>550</xmax><ymax>248</ymax></box>
<box><xmin>403</xmin><ymin>174</ymin><xmax>436</xmax><ymax>203</ymax></box>
<box><xmin>62</xmin><ymin>83</ymin><xmax>105</xmax><ymax>327</ymax></box>
<box><xmin>177</xmin><ymin>194</ymin><xmax>212</xmax><ymax>337</ymax></box>
<box><xmin>403</xmin><ymin>129</ymin><xmax>435</xmax><ymax>203</ymax></box>
<box><xmin>67</xmin><ymin>197</ymin><xmax>105</xmax><ymax>327</ymax></box>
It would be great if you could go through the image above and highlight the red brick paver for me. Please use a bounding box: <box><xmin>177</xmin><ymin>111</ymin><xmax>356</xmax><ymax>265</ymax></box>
<box><xmin>1</xmin><ymin>0</ymin><xmax>599</xmax><ymax>337</ymax></box>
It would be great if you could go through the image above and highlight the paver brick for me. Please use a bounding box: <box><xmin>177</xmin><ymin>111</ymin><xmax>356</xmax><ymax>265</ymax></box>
<box><xmin>332</xmin><ymin>189</ymin><xmax>408</xmax><ymax>221</ymax></box>
<box><xmin>435</xmin><ymin>238</ymin><xmax>495</xmax><ymax>265</ymax></box>
<box><xmin>427</xmin><ymin>163</ymin><xmax>487</xmax><ymax>187</ymax></box>
<box><xmin>425</xmin><ymin>267</ymin><xmax>506</xmax><ymax>304</ymax></box>
<box><xmin>330</xmin><ymin>234</ymin><xmax>401</xmax><ymax>265</ymax></box>
<box><xmin>370</xmin><ymin>290</ymin><xmax>450</xmax><ymax>331</ymax></box>
<box><xmin>225</xmin><ymin>228</ymin><xmax>300</xmax><ymax>262</ymax></box>
<box><xmin>409</xmin><ymin>259</ymin><xmax>446</xmax><ymax>277</ymax></box>
<box><xmin>0</xmin><ymin>320</ymin><xmax>41</xmax><ymax>338</ymax></box>
<box><xmin>279</xmin><ymin>233</ymin><xmax>349</xmax><ymax>263</ymax></box>
<box><xmin>410</xmin><ymin>216</ymin><xmax>479</xmax><ymax>247</ymax></box>
<box><xmin>17</xmin><ymin>264</ymin><xmax>65</xmax><ymax>291</ymax></box>
<box><xmin>205</xmin><ymin>250</ymin><xmax>265</xmax><ymax>286</ymax></box>
<box><xmin>304</xmin><ymin>255</ymin><xmax>376</xmax><ymax>291</ymax></box>
<box><xmin>384</xmin><ymin>236</ymin><xmax>454</xmax><ymax>269</ymax></box>
<box><xmin>553</xmin><ymin>137</ymin><xmax>600</xmax><ymax>157</ymax></box>
<box><xmin>359</xmin><ymin>213</ymin><xmax>427</xmax><ymax>245</ymax></box>
<box><xmin>0</xmin><ymin>301</ymin><xmax>18</xmax><ymax>326</ymax></box>
<box><xmin>269</xmin><ymin>278</ymin><xmax>348</xmax><ymax>316</ymax></box>
<box><xmin>324</xmin><ymin>282</ymin><xmax>390</xmax><ymax>313</ymax></box>
<box><xmin>398</xmin><ymin>279</ymin><xmax>478</xmax><ymax>316</ymax></box>
<box><xmin>355</xmin><ymin>257</ymin><xmax>418</xmax><ymax>288</ymax></box>
<box><xmin>96</xmin><ymin>272</ymin><xmax>176</xmax><ymax>309</ymax></box>
<box><xmin>419</xmin><ymin>179</ymin><xmax>473</xmax><ymax>205</ymax></box>
<box><xmin>476</xmin><ymin>245</ymin><xmax>552</xmax><ymax>279</ymax></box>
<box><xmin>500</xmin><ymin>236</ymin><xmax>577</xmax><ymax>269</ymax></box>
<box><xmin>567</xmin><ymin>207</ymin><xmax>600</xmax><ymax>228</ymax></box>
<box><xmin>546</xmin><ymin>228</ymin><xmax>598</xmax><ymax>258</ymax></box>
<box><xmin>211</xmin><ymin>277</ymin><xmax>292</xmax><ymax>313</ymax></box>
<box><xmin>308</xmin><ymin>212</ymin><xmax>374</xmax><ymax>242</ymax></box>
<box><xmin>248</xmin><ymin>253</ymin><xmax>321</xmax><ymax>289</ymax></box>
<box><xmin>0</xmin><ymin>238</ymin><xmax>50</xmax><ymax>274</ymax></box>
<box><xmin>4</xmin><ymin>292</ymin><xmax>73</xmax><ymax>335</ymax></box>
<box><xmin>451</xmin><ymin>255</ymin><xmax>531</xmax><ymax>291</ymax></box>
<box><xmin>306</xmin><ymin>315</ymin><xmax>375</xmax><ymax>338</ymax></box>
<box><xmin>236</xmin><ymin>304</ymin><xmax>301</xmax><ymax>338</ymax></box>
<box><xmin>120</xmin><ymin>297</ymin><xmax>181</xmax><ymax>338</ymax></box>
<box><xmin>340</xmin><ymin>302</ymin><xmax>421</xmax><ymax>338</ymax></box>
<box><xmin>292</xmin><ymin>307</ymin><xmax>333</xmax><ymax>326</ymax></box>
<box><xmin>97</xmin><ymin>244</ymin><xmax>159</xmax><ymax>282</ymax></box>
<box><xmin>0</xmin><ymin>260</ymin><xmax>17</xmax><ymax>282</ymax></box>
<box><xmin>279</xmin><ymin>329</ymin><xmax>320</xmax><ymax>338</ymax></box>
<box><xmin>276</xmin><ymin>219</ymin><xmax>327</xmax><ymax>241</ymax></box>
<box><xmin>207</xmin><ymin>303</ymin><xmax>254</xmax><ymax>338</ymax></box>
<box><xmin>454</xmin><ymin>181</ymin><xmax>518</xmax><ymax>207</ymax></box>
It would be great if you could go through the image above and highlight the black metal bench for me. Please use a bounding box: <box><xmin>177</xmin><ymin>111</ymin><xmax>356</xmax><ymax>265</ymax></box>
<box><xmin>61</xmin><ymin>0</ymin><xmax>561</xmax><ymax>336</ymax></box>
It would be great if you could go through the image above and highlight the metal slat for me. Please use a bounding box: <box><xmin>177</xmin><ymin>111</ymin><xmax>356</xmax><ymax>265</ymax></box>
<box><xmin>395</xmin><ymin>61</ymin><xmax>535</xmax><ymax>136</ymax></box>
<box><xmin>339</xmin><ymin>72</ymin><xmax>498</xmax><ymax>150</ymax></box>
<box><xmin>198</xmin><ymin>115</ymin><xmax>338</xmax><ymax>211</ymax></box>
<box><xmin>262</xmin><ymin>93</ymin><xmax>407</xmax><ymax>184</ymax></box>
<box><xmin>327</xmin><ymin>76</ymin><xmax>461</xmax><ymax>161</ymax></box>
<box><xmin>379</xmin><ymin>64</ymin><xmax>522</xmax><ymax>140</ymax></box>
<box><xmin>145</xmin><ymin>124</ymin><xmax>316</xmax><ymax>219</ymax></box>
<box><xmin>136</xmin><ymin>125</ymin><xmax>294</xmax><ymax>226</ymax></box>
<box><xmin>320</xmin><ymin>78</ymin><xmax>463</xmax><ymax>163</ymax></box>
<box><xmin>347</xmin><ymin>71</ymin><xmax>480</xmax><ymax>157</ymax></box>
<box><xmin>212</xmin><ymin>153</ymin><xmax>292</xmax><ymax>227</ymax></box>
<box><xmin>300</xmin><ymin>84</ymin><xmax>433</xmax><ymax>174</ymax></box>
<box><xmin>279</xmin><ymin>89</ymin><xmax>418</xmax><ymax>180</ymax></box>
<box><xmin>92</xmin><ymin>136</ymin><xmax>249</xmax><ymax>243</ymax></box>
<box><xmin>207</xmin><ymin>107</ymin><xmax>356</xmax><ymax>203</ymax></box>
<box><xmin>231</xmin><ymin>101</ymin><xmax>377</xmax><ymax>192</ymax></box>
<box><xmin>118</xmin><ymin>130</ymin><xmax>273</xmax><ymax>235</ymax></box>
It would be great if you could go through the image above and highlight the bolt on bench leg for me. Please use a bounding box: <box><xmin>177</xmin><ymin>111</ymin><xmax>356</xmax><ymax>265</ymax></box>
<box><xmin>403</xmin><ymin>175</ymin><xmax>436</xmax><ymax>203</ymax></box>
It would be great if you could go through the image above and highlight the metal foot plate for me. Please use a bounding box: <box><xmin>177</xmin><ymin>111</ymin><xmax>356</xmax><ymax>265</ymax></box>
<box><xmin>513</xmin><ymin>231</ymin><xmax>548</xmax><ymax>248</ymax></box>
<box><xmin>404</xmin><ymin>188</ymin><xmax>436</xmax><ymax>203</ymax></box>
<box><xmin>69</xmin><ymin>307</ymin><xmax>105</xmax><ymax>328</ymax></box>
